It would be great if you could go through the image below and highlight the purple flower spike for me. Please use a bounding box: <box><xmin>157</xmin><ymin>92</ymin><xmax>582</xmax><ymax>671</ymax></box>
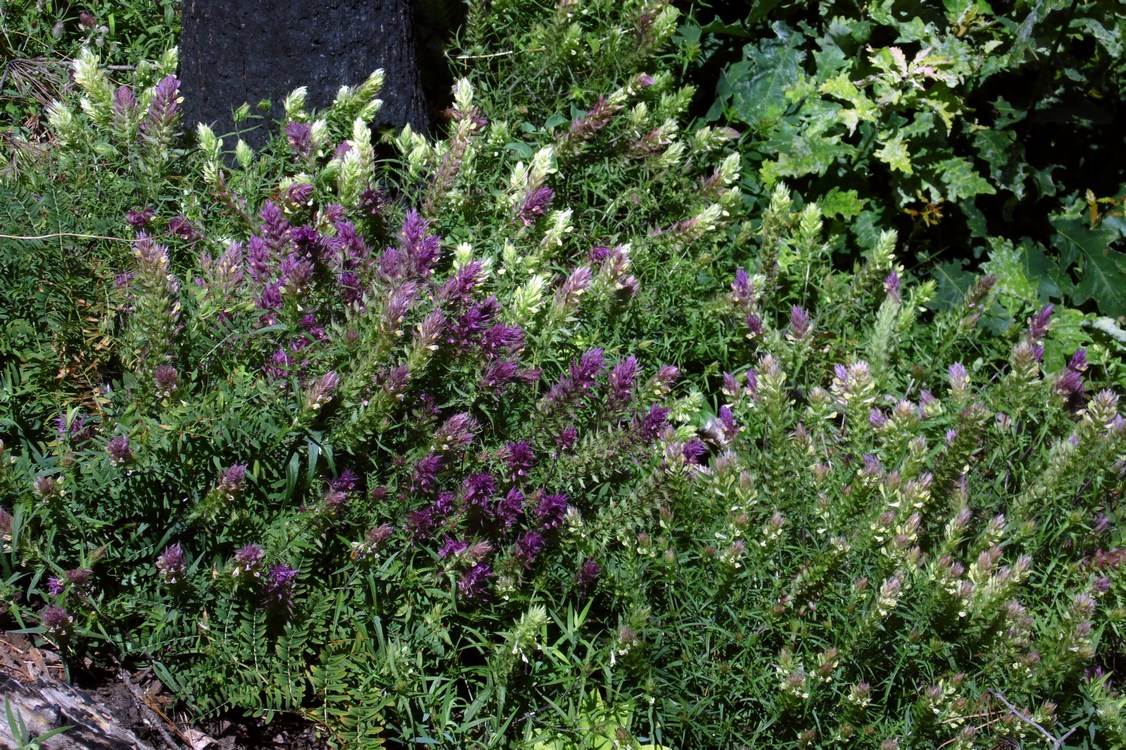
<box><xmin>545</xmin><ymin>348</ymin><xmax>606</xmax><ymax>414</ymax></box>
<box><xmin>567</xmin><ymin>95</ymin><xmax>616</xmax><ymax>142</ymax></box>
<box><xmin>106</xmin><ymin>435</ymin><xmax>132</xmax><ymax>466</ymax></box>
<box><xmin>156</xmin><ymin>543</ymin><xmax>186</xmax><ymax>584</ymax></box>
<box><xmin>434</xmin><ymin>413</ymin><xmax>478</xmax><ymax>452</ymax></box>
<box><xmin>167</xmin><ymin>215</ymin><xmax>199</xmax><ymax>241</ymax></box>
<box><xmin>126</xmin><ymin>207</ymin><xmax>154</xmax><ymax>229</ymax></box>
<box><xmin>788</xmin><ymin>306</ymin><xmax>812</xmax><ymax>341</ymax></box>
<box><xmin>407</xmin><ymin>503</ymin><xmax>441</xmax><ymax>542</ymax></box>
<box><xmin>264</xmin><ymin>564</ymin><xmax>298</xmax><ymax>610</ymax></box>
<box><xmin>411</xmin><ymin>453</ymin><xmax>442</xmax><ymax>493</ymax></box>
<box><xmin>514</xmin><ymin>531</ymin><xmax>545</xmax><ymax>568</ymax></box>
<box><xmin>731</xmin><ymin>268</ymin><xmax>754</xmax><ymax>308</ymax></box>
<box><xmin>328</xmin><ymin>470</ymin><xmax>355</xmax><ymax>493</ymax></box>
<box><xmin>439</xmin><ymin>537</ymin><xmax>470</xmax><ymax>559</ymax></box>
<box><xmin>500</xmin><ymin>441</ymin><xmax>536</xmax><ymax>480</ymax></box>
<box><xmin>518</xmin><ymin>186</ymin><xmax>554</xmax><ymax>226</ymax></box>
<box><xmin>55</xmin><ymin>413</ymin><xmax>91</xmax><ymax>444</ymax></box>
<box><xmin>382</xmin><ymin>364</ymin><xmax>411</xmax><ymax>400</ymax></box>
<box><xmin>884</xmin><ymin>271</ymin><xmax>901</xmax><ymax>302</ymax></box>
<box><xmin>745</xmin><ymin>314</ymin><xmax>763</xmax><ymax>339</ymax></box>
<box><xmin>949</xmin><ymin>362</ymin><xmax>969</xmax><ymax>391</ymax></box>
<box><xmin>636</xmin><ymin>404</ymin><xmax>671</xmax><ymax>442</ymax></box>
<box><xmin>1055</xmin><ymin>368</ymin><xmax>1085</xmax><ymax>404</ymax></box>
<box><xmin>554</xmin><ymin>266</ymin><xmax>593</xmax><ymax>310</ymax></box>
<box><xmin>576</xmin><ymin>558</ymin><xmax>601</xmax><ymax>594</ymax></box>
<box><xmin>112</xmin><ymin>84</ymin><xmax>137</xmax><ymax>118</ymax></box>
<box><xmin>457</xmin><ymin>562</ymin><xmax>493</xmax><ymax>600</ymax></box>
<box><xmin>654</xmin><ymin>365</ymin><xmax>680</xmax><ymax>394</ymax></box>
<box><xmin>233</xmin><ymin>544</ymin><xmax>265</xmax><ymax>576</ymax></box>
<box><xmin>141</xmin><ymin>74</ymin><xmax>181</xmax><ymax>142</ymax></box>
<box><xmin>438</xmin><ymin>260</ymin><xmax>486</xmax><ymax>305</ymax></box>
<box><xmin>286</xmin><ymin>182</ymin><xmax>314</xmax><ymax>209</ymax></box>
<box><xmin>154</xmin><ymin>364</ymin><xmax>178</xmax><ymax>397</ymax></box>
<box><xmin>722</xmin><ymin>372</ymin><xmax>739</xmax><ymax>399</ymax></box>
<box><xmin>462</xmin><ymin>472</ymin><xmax>496</xmax><ymax>509</ymax></box>
<box><xmin>33</xmin><ymin>475</ymin><xmax>62</xmax><ymax>499</ymax></box>
<box><xmin>481</xmin><ymin>359</ymin><xmax>521</xmax><ymax>393</ymax></box>
<box><xmin>745</xmin><ymin>369</ymin><xmax>759</xmax><ymax>395</ymax></box>
<box><xmin>589</xmin><ymin>246</ymin><xmax>612</xmax><ymax>262</ymax></box>
<box><xmin>480</xmin><ymin>324</ymin><xmax>525</xmax><ymax>360</ymax></box>
<box><xmin>535</xmin><ymin>492</ymin><xmax>569</xmax><ymax>530</ymax></box>
<box><xmin>682</xmin><ymin>439</ymin><xmax>708</xmax><ymax>464</ymax></box>
<box><xmin>1069</xmin><ymin>349</ymin><xmax>1089</xmax><ymax>372</ymax></box>
<box><xmin>607</xmin><ymin>355</ymin><xmax>641</xmax><ymax>409</ymax></box>
<box><xmin>399</xmin><ymin>210</ymin><xmax>441</xmax><ymax>279</ymax></box>
<box><xmin>305</xmin><ymin>371</ymin><xmax>341</xmax><ymax>410</ymax></box>
<box><xmin>46</xmin><ymin>576</ymin><xmax>65</xmax><ymax>596</ymax></box>
<box><xmin>1027</xmin><ymin>304</ymin><xmax>1054</xmax><ymax>341</ymax></box>
<box><xmin>40</xmin><ymin>605</ymin><xmax>72</xmax><ymax>634</ymax></box>
<box><xmin>364</xmin><ymin>523</ymin><xmax>394</xmax><ymax>548</ymax></box>
<box><xmin>495</xmin><ymin>487</ymin><xmax>525</xmax><ymax>530</ymax></box>
<box><xmin>555</xmin><ymin>426</ymin><xmax>578</xmax><ymax>454</ymax></box>
<box><xmin>286</xmin><ymin>121</ymin><xmax>313</xmax><ymax>157</ymax></box>
<box><xmin>218</xmin><ymin>464</ymin><xmax>248</xmax><ymax>495</ymax></box>
<box><xmin>571</xmin><ymin>348</ymin><xmax>606</xmax><ymax>391</ymax></box>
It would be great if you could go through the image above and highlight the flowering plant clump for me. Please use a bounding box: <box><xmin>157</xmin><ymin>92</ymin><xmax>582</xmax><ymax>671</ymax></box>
<box><xmin>1</xmin><ymin>0</ymin><xmax>1125</xmax><ymax>748</ymax></box>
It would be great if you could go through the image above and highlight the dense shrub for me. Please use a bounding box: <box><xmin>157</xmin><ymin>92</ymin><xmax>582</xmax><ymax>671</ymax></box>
<box><xmin>0</xmin><ymin>1</ymin><xmax>1123</xmax><ymax>748</ymax></box>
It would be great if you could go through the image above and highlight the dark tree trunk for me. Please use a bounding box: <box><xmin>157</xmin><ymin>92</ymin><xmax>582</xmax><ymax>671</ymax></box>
<box><xmin>179</xmin><ymin>0</ymin><xmax>429</xmax><ymax>146</ymax></box>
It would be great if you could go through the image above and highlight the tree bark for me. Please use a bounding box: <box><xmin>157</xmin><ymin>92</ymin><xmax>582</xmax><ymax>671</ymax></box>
<box><xmin>179</xmin><ymin>0</ymin><xmax>428</xmax><ymax>146</ymax></box>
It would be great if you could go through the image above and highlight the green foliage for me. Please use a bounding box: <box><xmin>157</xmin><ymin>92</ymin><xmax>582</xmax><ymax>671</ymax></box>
<box><xmin>0</xmin><ymin>1</ymin><xmax>1124</xmax><ymax>748</ymax></box>
<box><xmin>597</xmin><ymin>188</ymin><xmax>1126</xmax><ymax>746</ymax></box>
<box><xmin>695</xmin><ymin>0</ymin><xmax>1126</xmax><ymax>320</ymax></box>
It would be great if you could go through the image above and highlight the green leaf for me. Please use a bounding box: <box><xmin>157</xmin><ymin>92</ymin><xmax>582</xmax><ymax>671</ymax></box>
<box><xmin>820</xmin><ymin>188</ymin><xmax>867</xmax><ymax>219</ymax></box>
<box><xmin>983</xmin><ymin>239</ymin><xmax>1038</xmax><ymax>307</ymax></box>
<box><xmin>818</xmin><ymin>73</ymin><xmax>877</xmax><ymax>134</ymax></box>
<box><xmin>1042</xmin><ymin>307</ymin><xmax>1093</xmax><ymax>372</ymax></box>
<box><xmin>1050</xmin><ymin>216</ymin><xmax>1126</xmax><ymax>316</ymax></box>
<box><xmin>874</xmin><ymin>132</ymin><xmax>912</xmax><ymax>174</ymax></box>
<box><xmin>713</xmin><ymin>23</ymin><xmax>805</xmax><ymax>128</ymax></box>
<box><xmin>929</xmin><ymin>258</ymin><xmax>976</xmax><ymax>311</ymax></box>
<box><xmin>934</xmin><ymin>156</ymin><xmax>995</xmax><ymax>202</ymax></box>
<box><xmin>1073</xmin><ymin>244</ymin><xmax>1126</xmax><ymax>318</ymax></box>
<box><xmin>972</xmin><ymin>127</ymin><xmax>1028</xmax><ymax>198</ymax></box>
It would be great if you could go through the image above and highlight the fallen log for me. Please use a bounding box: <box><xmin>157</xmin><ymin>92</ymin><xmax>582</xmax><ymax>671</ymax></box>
<box><xmin>0</xmin><ymin>671</ymin><xmax>157</xmax><ymax>749</ymax></box>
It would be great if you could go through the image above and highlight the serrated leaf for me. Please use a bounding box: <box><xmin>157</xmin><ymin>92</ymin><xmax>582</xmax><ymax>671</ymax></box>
<box><xmin>759</xmin><ymin>131</ymin><xmax>852</xmax><ymax>183</ymax></box>
<box><xmin>935</xmin><ymin>156</ymin><xmax>995</xmax><ymax>202</ymax></box>
<box><xmin>1073</xmin><ymin>243</ymin><xmax>1126</xmax><ymax>318</ymax></box>
<box><xmin>1050</xmin><ymin>216</ymin><xmax>1126</xmax><ymax>317</ymax></box>
<box><xmin>818</xmin><ymin>73</ymin><xmax>878</xmax><ymax>134</ymax></box>
<box><xmin>983</xmin><ymin>239</ymin><xmax>1038</xmax><ymax>307</ymax></box>
<box><xmin>1076</xmin><ymin>17</ymin><xmax>1122</xmax><ymax>57</ymax></box>
<box><xmin>820</xmin><ymin>188</ymin><xmax>867</xmax><ymax>219</ymax></box>
<box><xmin>875</xmin><ymin>133</ymin><xmax>912</xmax><ymax>174</ymax></box>
<box><xmin>1051</xmin><ymin>216</ymin><xmax>1114</xmax><ymax>268</ymax></box>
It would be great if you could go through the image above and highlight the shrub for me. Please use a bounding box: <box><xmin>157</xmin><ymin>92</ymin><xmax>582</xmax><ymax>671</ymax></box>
<box><xmin>0</xmin><ymin>1</ymin><xmax>1123</xmax><ymax>748</ymax></box>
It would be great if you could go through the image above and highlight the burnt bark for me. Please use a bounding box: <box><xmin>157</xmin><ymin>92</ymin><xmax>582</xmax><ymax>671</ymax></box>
<box><xmin>179</xmin><ymin>0</ymin><xmax>429</xmax><ymax>146</ymax></box>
